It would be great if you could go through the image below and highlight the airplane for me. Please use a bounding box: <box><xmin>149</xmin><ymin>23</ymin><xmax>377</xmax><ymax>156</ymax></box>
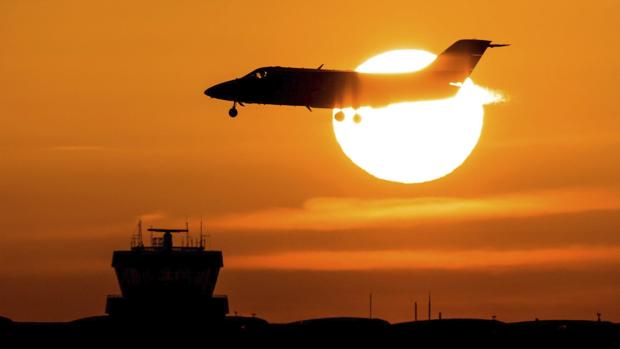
<box><xmin>204</xmin><ymin>39</ymin><xmax>508</xmax><ymax>122</ymax></box>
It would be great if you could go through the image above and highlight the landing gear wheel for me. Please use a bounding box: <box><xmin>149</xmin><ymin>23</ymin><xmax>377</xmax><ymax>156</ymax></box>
<box><xmin>334</xmin><ymin>111</ymin><xmax>345</xmax><ymax>122</ymax></box>
<box><xmin>353</xmin><ymin>113</ymin><xmax>362</xmax><ymax>124</ymax></box>
<box><xmin>228</xmin><ymin>107</ymin><xmax>238</xmax><ymax>118</ymax></box>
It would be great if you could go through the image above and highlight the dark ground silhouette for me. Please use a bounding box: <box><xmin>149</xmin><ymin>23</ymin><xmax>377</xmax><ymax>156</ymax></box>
<box><xmin>1</xmin><ymin>315</ymin><xmax>619</xmax><ymax>346</ymax></box>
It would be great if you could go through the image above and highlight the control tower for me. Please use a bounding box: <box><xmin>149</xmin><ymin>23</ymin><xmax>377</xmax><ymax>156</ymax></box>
<box><xmin>105</xmin><ymin>222</ymin><xmax>228</xmax><ymax>320</ymax></box>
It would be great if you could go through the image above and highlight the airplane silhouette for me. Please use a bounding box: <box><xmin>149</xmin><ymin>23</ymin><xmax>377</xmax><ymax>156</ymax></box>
<box><xmin>204</xmin><ymin>39</ymin><xmax>508</xmax><ymax>122</ymax></box>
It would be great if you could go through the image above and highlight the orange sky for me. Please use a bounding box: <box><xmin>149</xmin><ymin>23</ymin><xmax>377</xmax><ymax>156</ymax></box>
<box><xmin>1</xmin><ymin>0</ymin><xmax>619</xmax><ymax>322</ymax></box>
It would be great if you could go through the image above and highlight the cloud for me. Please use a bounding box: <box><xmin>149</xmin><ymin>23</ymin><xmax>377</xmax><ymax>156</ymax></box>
<box><xmin>48</xmin><ymin>145</ymin><xmax>108</xmax><ymax>151</ymax></box>
<box><xmin>209</xmin><ymin>210</ymin><xmax>620</xmax><ymax>257</ymax></box>
<box><xmin>138</xmin><ymin>211</ymin><xmax>168</xmax><ymax>222</ymax></box>
<box><xmin>209</xmin><ymin>188</ymin><xmax>620</xmax><ymax>231</ymax></box>
<box><xmin>225</xmin><ymin>246</ymin><xmax>620</xmax><ymax>271</ymax></box>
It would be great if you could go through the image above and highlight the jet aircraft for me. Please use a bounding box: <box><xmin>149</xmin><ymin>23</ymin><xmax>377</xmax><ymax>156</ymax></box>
<box><xmin>204</xmin><ymin>39</ymin><xmax>508</xmax><ymax>122</ymax></box>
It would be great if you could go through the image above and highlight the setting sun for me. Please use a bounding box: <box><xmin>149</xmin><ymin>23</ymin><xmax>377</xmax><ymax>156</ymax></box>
<box><xmin>333</xmin><ymin>49</ymin><xmax>502</xmax><ymax>184</ymax></box>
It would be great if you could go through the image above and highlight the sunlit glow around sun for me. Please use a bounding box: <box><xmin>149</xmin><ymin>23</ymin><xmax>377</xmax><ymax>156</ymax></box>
<box><xmin>355</xmin><ymin>49</ymin><xmax>437</xmax><ymax>73</ymax></box>
<box><xmin>333</xmin><ymin>49</ymin><xmax>503</xmax><ymax>184</ymax></box>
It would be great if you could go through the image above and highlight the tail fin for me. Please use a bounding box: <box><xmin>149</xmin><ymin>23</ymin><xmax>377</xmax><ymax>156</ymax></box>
<box><xmin>427</xmin><ymin>39</ymin><xmax>496</xmax><ymax>80</ymax></box>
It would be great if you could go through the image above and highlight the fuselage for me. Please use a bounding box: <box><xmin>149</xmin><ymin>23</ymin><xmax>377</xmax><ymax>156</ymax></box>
<box><xmin>205</xmin><ymin>66</ymin><xmax>463</xmax><ymax>109</ymax></box>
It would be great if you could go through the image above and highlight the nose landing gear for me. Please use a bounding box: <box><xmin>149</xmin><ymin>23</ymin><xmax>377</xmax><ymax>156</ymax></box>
<box><xmin>228</xmin><ymin>101</ymin><xmax>243</xmax><ymax>118</ymax></box>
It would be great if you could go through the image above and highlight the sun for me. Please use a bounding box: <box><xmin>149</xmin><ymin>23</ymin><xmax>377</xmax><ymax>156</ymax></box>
<box><xmin>332</xmin><ymin>49</ymin><xmax>501</xmax><ymax>184</ymax></box>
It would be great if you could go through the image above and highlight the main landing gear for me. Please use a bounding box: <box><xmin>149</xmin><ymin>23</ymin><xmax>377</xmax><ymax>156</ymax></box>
<box><xmin>334</xmin><ymin>111</ymin><xmax>345</xmax><ymax>122</ymax></box>
<box><xmin>333</xmin><ymin>110</ymin><xmax>362</xmax><ymax>124</ymax></box>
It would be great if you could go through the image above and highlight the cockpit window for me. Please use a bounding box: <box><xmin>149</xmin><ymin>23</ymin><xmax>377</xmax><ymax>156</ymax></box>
<box><xmin>246</xmin><ymin>69</ymin><xmax>268</xmax><ymax>80</ymax></box>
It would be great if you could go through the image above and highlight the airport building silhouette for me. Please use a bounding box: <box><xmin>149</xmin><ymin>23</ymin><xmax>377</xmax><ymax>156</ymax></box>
<box><xmin>105</xmin><ymin>223</ymin><xmax>228</xmax><ymax>319</ymax></box>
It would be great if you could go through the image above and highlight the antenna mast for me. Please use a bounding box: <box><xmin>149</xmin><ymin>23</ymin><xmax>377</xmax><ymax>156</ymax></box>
<box><xmin>131</xmin><ymin>220</ymin><xmax>144</xmax><ymax>248</ymax></box>
<box><xmin>200</xmin><ymin>217</ymin><xmax>204</xmax><ymax>248</ymax></box>
<box><xmin>138</xmin><ymin>220</ymin><xmax>143</xmax><ymax>247</ymax></box>
<box><xmin>185</xmin><ymin>220</ymin><xmax>189</xmax><ymax>247</ymax></box>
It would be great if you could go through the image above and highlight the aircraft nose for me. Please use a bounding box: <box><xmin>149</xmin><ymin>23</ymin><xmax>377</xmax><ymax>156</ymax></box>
<box><xmin>204</xmin><ymin>80</ymin><xmax>236</xmax><ymax>100</ymax></box>
<box><xmin>204</xmin><ymin>84</ymin><xmax>218</xmax><ymax>97</ymax></box>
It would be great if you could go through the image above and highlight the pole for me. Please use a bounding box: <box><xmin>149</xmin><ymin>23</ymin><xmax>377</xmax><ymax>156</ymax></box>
<box><xmin>369</xmin><ymin>293</ymin><xmax>373</xmax><ymax>319</ymax></box>
<box><xmin>428</xmin><ymin>292</ymin><xmax>431</xmax><ymax>320</ymax></box>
